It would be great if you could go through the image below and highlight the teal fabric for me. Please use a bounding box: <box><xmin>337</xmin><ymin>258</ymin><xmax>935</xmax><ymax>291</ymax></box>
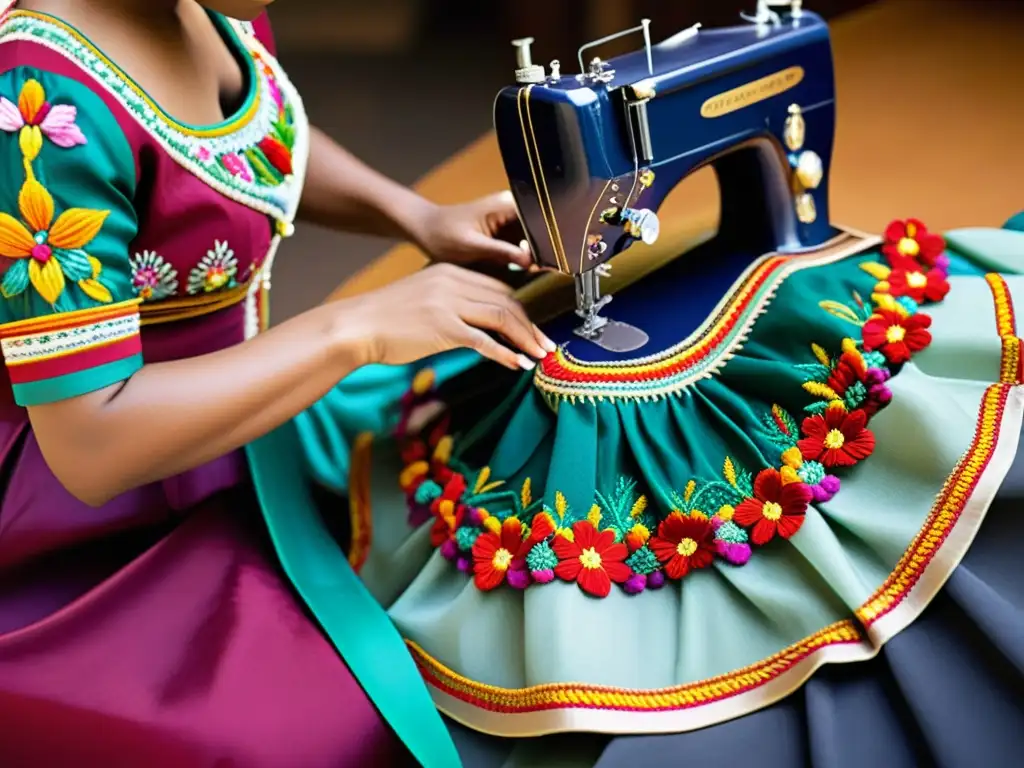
<box><xmin>13</xmin><ymin>354</ymin><xmax>143</xmax><ymax>406</ymax></box>
<box><xmin>0</xmin><ymin>68</ymin><xmax>141</xmax><ymax>405</ymax></box>
<box><xmin>252</xmin><ymin>227</ymin><xmax>1024</xmax><ymax>752</ymax></box>
<box><xmin>247</xmin><ymin>423</ymin><xmax>464</xmax><ymax>768</ymax></box>
<box><xmin>1004</xmin><ymin>210</ymin><xmax>1024</xmax><ymax>232</ymax></box>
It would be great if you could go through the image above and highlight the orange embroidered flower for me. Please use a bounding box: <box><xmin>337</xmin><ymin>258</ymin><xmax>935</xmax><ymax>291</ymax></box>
<box><xmin>798</xmin><ymin>403</ymin><xmax>875</xmax><ymax>468</ymax></box>
<box><xmin>885</xmin><ymin>255</ymin><xmax>950</xmax><ymax>304</ymax></box>
<box><xmin>0</xmin><ymin>178</ymin><xmax>111</xmax><ymax>304</ymax></box>
<box><xmin>861</xmin><ymin>308</ymin><xmax>932</xmax><ymax>364</ymax></box>
<box><xmin>649</xmin><ymin>512</ymin><xmax>715</xmax><ymax>579</ymax></box>
<box><xmin>472</xmin><ymin>517</ymin><xmax>528</xmax><ymax>591</ymax></box>
<box><xmin>552</xmin><ymin>521</ymin><xmax>631</xmax><ymax>598</ymax></box>
<box><xmin>258</xmin><ymin>136</ymin><xmax>292</xmax><ymax>176</ymax></box>
<box><xmin>0</xmin><ymin>79</ymin><xmax>87</xmax><ymax>161</ymax></box>
<box><xmin>881</xmin><ymin>219</ymin><xmax>945</xmax><ymax>269</ymax></box>
<box><xmin>733</xmin><ymin>467</ymin><xmax>811</xmax><ymax>545</ymax></box>
<box><xmin>427</xmin><ymin>474</ymin><xmax>467</xmax><ymax>547</ymax></box>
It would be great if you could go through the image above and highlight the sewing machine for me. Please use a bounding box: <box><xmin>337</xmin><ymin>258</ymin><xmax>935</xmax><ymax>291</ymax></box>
<box><xmin>494</xmin><ymin>1</ymin><xmax>836</xmax><ymax>353</ymax></box>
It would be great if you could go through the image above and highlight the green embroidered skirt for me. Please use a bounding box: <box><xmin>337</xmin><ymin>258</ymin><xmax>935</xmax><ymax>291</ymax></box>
<box><xmin>251</xmin><ymin>221</ymin><xmax>1024</xmax><ymax>760</ymax></box>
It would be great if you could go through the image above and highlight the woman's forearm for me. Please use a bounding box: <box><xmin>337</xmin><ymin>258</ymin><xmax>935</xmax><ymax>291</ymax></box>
<box><xmin>28</xmin><ymin>301</ymin><xmax>368</xmax><ymax>506</ymax></box>
<box><xmin>298</xmin><ymin>126</ymin><xmax>435</xmax><ymax>242</ymax></box>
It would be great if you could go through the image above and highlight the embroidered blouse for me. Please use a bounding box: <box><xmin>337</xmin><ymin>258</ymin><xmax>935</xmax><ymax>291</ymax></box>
<box><xmin>0</xmin><ymin>8</ymin><xmax>308</xmax><ymax>407</ymax></box>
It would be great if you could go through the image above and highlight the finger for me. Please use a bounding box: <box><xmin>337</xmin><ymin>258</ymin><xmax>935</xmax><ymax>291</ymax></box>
<box><xmin>460</xmin><ymin>297</ymin><xmax>548</xmax><ymax>360</ymax></box>
<box><xmin>465</xmin><ymin>232</ymin><xmax>534</xmax><ymax>269</ymax></box>
<box><xmin>450</xmin><ymin>274</ymin><xmax>555</xmax><ymax>353</ymax></box>
<box><xmin>462</xmin><ymin>327</ymin><xmax>535</xmax><ymax>372</ymax></box>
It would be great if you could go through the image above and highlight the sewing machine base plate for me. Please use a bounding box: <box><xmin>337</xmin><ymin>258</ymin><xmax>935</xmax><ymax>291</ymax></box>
<box><xmin>573</xmin><ymin>320</ymin><xmax>650</xmax><ymax>353</ymax></box>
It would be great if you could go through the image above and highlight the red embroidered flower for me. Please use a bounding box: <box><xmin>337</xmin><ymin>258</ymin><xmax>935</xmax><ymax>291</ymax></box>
<box><xmin>862</xmin><ymin>308</ymin><xmax>932</xmax><ymax>364</ymax></box>
<box><xmin>258</xmin><ymin>136</ymin><xmax>293</xmax><ymax>175</ymax></box>
<box><xmin>733</xmin><ymin>467</ymin><xmax>812</xmax><ymax>545</ymax></box>
<box><xmin>885</xmin><ymin>255</ymin><xmax>950</xmax><ymax>304</ymax></box>
<box><xmin>826</xmin><ymin>350</ymin><xmax>889</xmax><ymax>416</ymax></box>
<box><xmin>428</xmin><ymin>474</ymin><xmax>467</xmax><ymax>547</ymax></box>
<box><xmin>798</xmin><ymin>403</ymin><xmax>875</xmax><ymax>468</ymax></box>
<box><xmin>649</xmin><ymin>512</ymin><xmax>715</xmax><ymax>579</ymax></box>
<box><xmin>552</xmin><ymin>521</ymin><xmax>631</xmax><ymax>598</ymax></box>
<box><xmin>472</xmin><ymin>517</ymin><xmax>528</xmax><ymax>591</ymax></box>
<box><xmin>882</xmin><ymin>219</ymin><xmax>945</xmax><ymax>268</ymax></box>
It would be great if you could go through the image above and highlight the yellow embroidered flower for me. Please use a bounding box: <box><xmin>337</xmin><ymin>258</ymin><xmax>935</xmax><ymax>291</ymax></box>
<box><xmin>0</xmin><ymin>178</ymin><xmax>110</xmax><ymax>304</ymax></box>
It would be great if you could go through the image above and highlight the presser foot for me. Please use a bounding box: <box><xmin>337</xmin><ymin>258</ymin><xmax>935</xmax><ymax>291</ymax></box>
<box><xmin>572</xmin><ymin>266</ymin><xmax>649</xmax><ymax>352</ymax></box>
<box><xmin>573</xmin><ymin>318</ymin><xmax>650</xmax><ymax>353</ymax></box>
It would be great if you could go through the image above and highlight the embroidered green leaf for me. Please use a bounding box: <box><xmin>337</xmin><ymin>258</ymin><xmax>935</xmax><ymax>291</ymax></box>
<box><xmin>795</xmin><ymin>362</ymin><xmax>832</xmax><ymax>381</ymax></box>
<box><xmin>272</xmin><ymin>118</ymin><xmax>296</xmax><ymax>150</ymax></box>
<box><xmin>244</xmin><ymin>147</ymin><xmax>282</xmax><ymax>186</ymax></box>
<box><xmin>756</xmin><ymin>404</ymin><xmax>800</xmax><ymax>450</ymax></box>
<box><xmin>592</xmin><ymin>477</ymin><xmax>652</xmax><ymax>541</ymax></box>
<box><xmin>804</xmin><ymin>400</ymin><xmax>830</xmax><ymax>415</ymax></box>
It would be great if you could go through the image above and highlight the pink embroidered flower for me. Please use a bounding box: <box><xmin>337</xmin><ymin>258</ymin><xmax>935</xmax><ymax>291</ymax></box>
<box><xmin>195</xmin><ymin>145</ymin><xmax>213</xmax><ymax>163</ymax></box>
<box><xmin>0</xmin><ymin>80</ymin><xmax>86</xmax><ymax>155</ymax></box>
<box><xmin>220</xmin><ymin>152</ymin><xmax>253</xmax><ymax>182</ymax></box>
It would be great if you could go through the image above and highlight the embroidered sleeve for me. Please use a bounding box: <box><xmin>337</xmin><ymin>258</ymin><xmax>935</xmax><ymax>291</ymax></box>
<box><xmin>0</xmin><ymin>68</ymin><xmax>140</xmax><ymax>407</ymax></box>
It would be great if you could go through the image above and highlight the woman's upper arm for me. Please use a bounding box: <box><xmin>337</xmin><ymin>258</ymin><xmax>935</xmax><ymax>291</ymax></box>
<box><xmin>0</xmin><ymin>67</ymin><xmax>141</xmax><ymax>413</ymax></box>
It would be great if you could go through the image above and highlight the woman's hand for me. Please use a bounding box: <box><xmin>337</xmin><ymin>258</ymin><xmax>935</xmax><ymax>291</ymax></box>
<box><xmin>412</xmin><ymin>191</ymin><xmax>536</xmax><ymax>271</ymax></box>
<box><xmin>341</xmin><ymin>263</ymin><xmax>554</xmax><ymax>371</ymax></box>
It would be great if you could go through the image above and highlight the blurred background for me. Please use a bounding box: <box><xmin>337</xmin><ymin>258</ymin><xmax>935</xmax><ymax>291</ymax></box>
<box><xmin>267</xmin><ymin>0</ymin><xmax>1021</xmax><ymax>321</ymax></box>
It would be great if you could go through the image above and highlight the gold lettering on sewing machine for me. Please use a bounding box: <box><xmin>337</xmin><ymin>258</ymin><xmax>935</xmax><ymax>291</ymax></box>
<box><xmin>700</xmin><ymin>67</ymin><xmax>805</xmax><ymax>118</ymax></box>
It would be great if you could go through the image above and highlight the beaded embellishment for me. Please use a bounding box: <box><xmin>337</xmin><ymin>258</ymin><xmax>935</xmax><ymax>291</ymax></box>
<box><xmin>0</xmin><ymin>10</ymin><xmax>308</xmax><ymax>223</ymax></box>
<box><xmin>130</xmin><ymin>250</ymin><xmax>178</xmax><ymax>301</ymax></box>
<box><xmin>187</xmin><ymin>240</ymin><xmax>238</xmax><ymax>294</ymax></box>
<box><xmin>397</xmin><ymin>220</ymin><xmax>952</xmax><ymax>598</ymax></box>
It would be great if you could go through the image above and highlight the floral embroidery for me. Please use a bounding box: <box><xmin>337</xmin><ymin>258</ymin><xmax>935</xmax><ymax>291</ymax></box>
<box><xmin>0</xmin><ymin>177</ymin><xmax>111</xmax><ymax>304</ymax></box>
<box><xmin>130</xmin><ymin>250</ymin><xmax>178</xmax><ymax>300</ymax></box>
<box><xmin>0</xmin><ymin>12</ymin><xmax>306</xmax><ymax>221</ymax></box>
<box><xmin>0</xmin><ymin>78</ymin><xmax>86</xmax><ymax>161</ymax></box>
<box><xmin>882</xmin><ymin>218</ymin><xmax>947</xmax><ymax>271</ymax></box>
<box><xmin>395</xmin><ymin>219</ymin><xmax>948</xmax><ymax>598</ymax></box>
<box><xmin>187</xmin><ymin>240</ymin><xmax>238</xmax><ymax>294</ymax></box>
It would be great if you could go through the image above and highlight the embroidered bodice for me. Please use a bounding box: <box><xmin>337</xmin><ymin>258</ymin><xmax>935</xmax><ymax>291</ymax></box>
<box><xmin>0</xmin><ymin>8</ymin><xmax>308</xmax><ymax>407</ymax></box>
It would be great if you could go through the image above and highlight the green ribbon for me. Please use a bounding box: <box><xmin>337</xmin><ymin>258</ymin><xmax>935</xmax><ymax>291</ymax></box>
<box><xmin>247</xmin><ymin>421</ymin><xmax>462</xmax><ymax>768</ymax></box>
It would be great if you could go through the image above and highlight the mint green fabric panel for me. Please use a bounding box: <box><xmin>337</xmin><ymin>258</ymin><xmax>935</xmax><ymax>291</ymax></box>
<box><xmin>943</xmin><ymin>228</ymin><xmax>1024</xmax><ymax>275</ymax></box>
<box><xmin>0</xmin><ymin>68</ymin><xmax>138</xmax><ymax>322</ymax></box>
<box><xmin>246</xmin><ymin>423</ymin><xmax>463</xmax><ymax>768</ymax></box>
<box><xmin>12</xmin><ymin>354</ymin><xmax>143</xmax><ymax>406</ymax></box>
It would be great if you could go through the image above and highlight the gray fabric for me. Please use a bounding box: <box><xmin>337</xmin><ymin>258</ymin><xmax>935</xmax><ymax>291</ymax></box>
<box><xmin>448</xmin><ymin>422</ymin><xmax>1024</xmax><ymax>768</ymax></box>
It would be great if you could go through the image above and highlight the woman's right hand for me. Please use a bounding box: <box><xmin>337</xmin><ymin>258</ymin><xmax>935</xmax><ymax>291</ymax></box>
<box><xmin>341</xmin><ymin>263</ymin><xmax>556</xmax><ymax>370</ymax></box>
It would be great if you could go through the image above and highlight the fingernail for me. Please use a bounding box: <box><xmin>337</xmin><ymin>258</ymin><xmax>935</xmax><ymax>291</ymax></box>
<box><xmin>507</xmin><ymin>262</ymin><xmax>524</xmax><ymax>272</ymax></box>
<box><xmin>540</xmin><ymin>336</ymin><xmax>556</xmax><ymax>353</ymax></box>
<box><xmin>519</xmin><ymin>239</ymin><xmax>530</xmax><ymax>251</ymax></box>
<box><xmin>517</xmin><ymin>355</ymin><xmax>536</xmax><ymax>371</ymax></box>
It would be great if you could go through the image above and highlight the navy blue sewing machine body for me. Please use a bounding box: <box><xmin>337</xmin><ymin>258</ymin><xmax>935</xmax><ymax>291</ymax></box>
<box><xmin>494</xmin><ymin>4</ymin><xmax>840</xmax><ymax>353</ymax></box>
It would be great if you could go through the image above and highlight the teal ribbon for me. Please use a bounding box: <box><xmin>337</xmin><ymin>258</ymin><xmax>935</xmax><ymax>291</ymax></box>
<box><xmin>247</xmin><ymin>422</ymin><xmax>462</xmax><ymax>768</ymax></box>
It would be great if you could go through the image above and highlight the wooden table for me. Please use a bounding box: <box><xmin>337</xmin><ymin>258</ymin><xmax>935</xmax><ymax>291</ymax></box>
<box><xmin>329</xmin><ymin>0</ymin><xmax>1024</xmax><ymax>305</ymax></box>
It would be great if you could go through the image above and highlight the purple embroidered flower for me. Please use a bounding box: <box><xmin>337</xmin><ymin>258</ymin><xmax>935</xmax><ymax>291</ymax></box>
<box><xmin>647</xmin><ymin>570</ymin><xmax>666</xmax><ymax>589</ymax></box>
<box><xmin>507</xmin><ymin>569</ymin><xmax>531</xmax><ymax>590</ymax></box>
<box><xmin>794</xmin><ymin>458</ymin><xmax>841</xmax><ymax>503</ymax></box>
<box><xmin>129</xmin><ymin>250</ymin><xmax>178</xmax><ymax>301</ymax></box>
<box><xmin>440</xmin><ymin>539</ymin><xmax>459</xmax><ymax>561</ymax></box>
<box><xmin>623</xmin><ymin>573</ymin><xmax>647</xmax><ymax>594</ymax></box>
<box><xmin>530</xmin><ymin>569</ymin><xmax>555</xmax><ymax>584</ymax></box>
<box><xmin>715</xmin><ymin>540</ymin><xmax>753</xmax><ymax>565</ymax></box>
<box><xmin>220</xmin><ymin>152</ymin><xmax>253</xmax><ymax>182</ymax></box>
<box><xmin>463</xmin><ymin>507</ymin><xmax>486</xmax><ymax>527</ymax></box>
<box><xmin>456</xmin><ymin>556</ymin><xmax>472</xmax><ymax>574</ymax></box>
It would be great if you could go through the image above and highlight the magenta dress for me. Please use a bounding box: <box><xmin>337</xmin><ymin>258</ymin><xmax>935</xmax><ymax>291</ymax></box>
<box><xmin>0</xmin><ymin>8</ymin><xmax>413</xmax><ymax>766</ymax></box>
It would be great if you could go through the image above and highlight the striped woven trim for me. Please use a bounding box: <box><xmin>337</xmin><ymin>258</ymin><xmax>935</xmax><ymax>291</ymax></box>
<box><xmin>0</xmin><ymin>299</ymin><xmax>141</xmax><ymax>384</ymax></box>
<box><xmin>405</xmin><ymin>382</ymin><xmax>1016</xmax><ymax>732</ymax></box>
<box><xmin>535</xmin><ymin>235</ymin><xmax>879</xmax><ymax>402</ymax></box>
<box><xmin>983</xmin><ymin>273</ymin><xmax>1023</xmax><ymax>384</ymax></box>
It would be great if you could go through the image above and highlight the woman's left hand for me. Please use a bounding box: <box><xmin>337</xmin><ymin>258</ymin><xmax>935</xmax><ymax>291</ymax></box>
<box><xmin>413</xmin><ymin>191</ymin><xmax>536</xmax><ymax>271</ymax></box>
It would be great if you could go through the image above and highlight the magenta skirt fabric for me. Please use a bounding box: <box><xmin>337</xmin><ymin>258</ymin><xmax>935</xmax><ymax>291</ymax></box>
<box><xmin>0</xmin><ymin>415</ymin><xmax>411</xmax><ymax>767</ymax></box>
